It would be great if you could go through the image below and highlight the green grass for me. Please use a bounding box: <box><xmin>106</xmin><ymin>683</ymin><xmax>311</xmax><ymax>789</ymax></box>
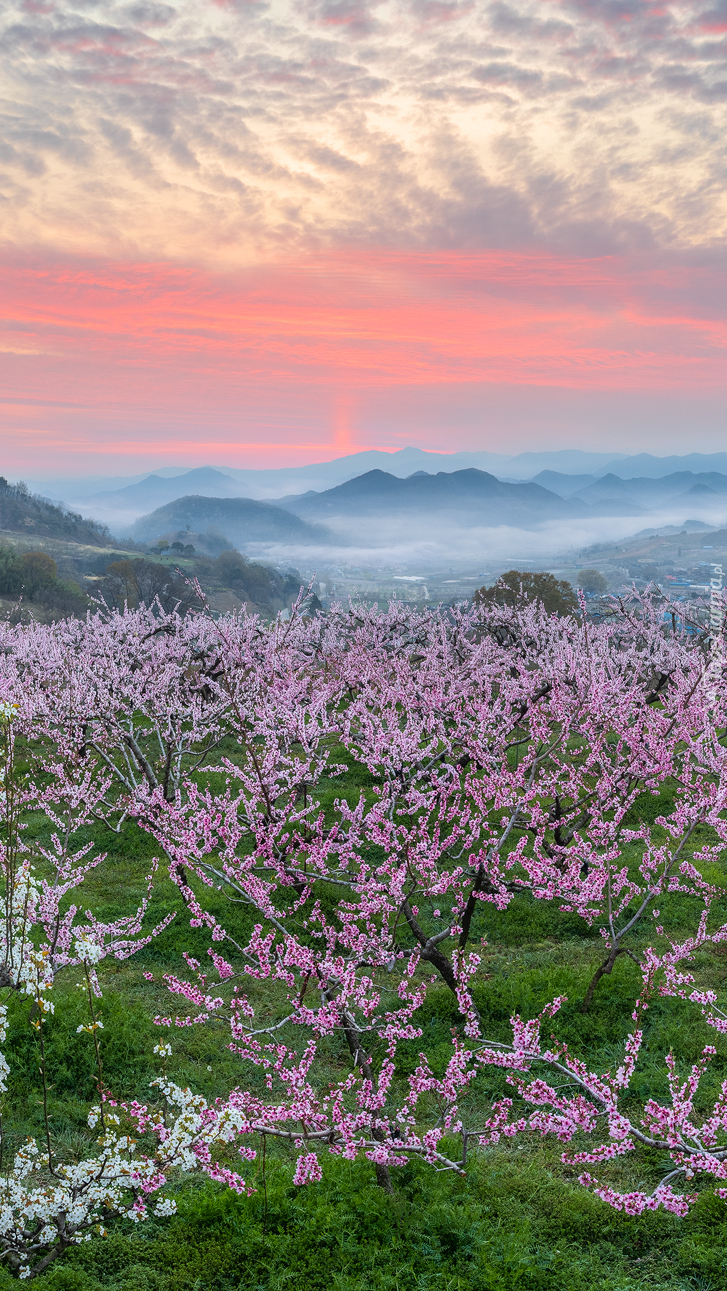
<box><xmin>7</xmin><ymin>756</ymin><xmax>727</xmax><ymax>1287</ymax></box>
<box><xmin>2</xmin><ymin>1155</ymin><xmax>727</xmax><ymax>1290</ymax></box>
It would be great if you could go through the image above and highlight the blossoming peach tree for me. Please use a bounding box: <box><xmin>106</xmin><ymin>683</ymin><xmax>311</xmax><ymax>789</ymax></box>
<box><xmin>0</xmin><ymin>587</ymin><xmax>726</xmax><ymax>1276</ymax></box>
<box><xmin>0</xmin><ymin>660</ymin><xmax>251</xmax><ymax>1279</ymax></box>
<box><xmin>135</xmin><ymin>592</ymin><xmax>727</xmax><ymax>1215</ymax></box>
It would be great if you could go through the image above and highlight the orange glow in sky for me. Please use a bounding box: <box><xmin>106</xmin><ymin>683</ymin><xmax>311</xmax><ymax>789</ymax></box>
<box><xmin>2</xmin><ymin>249</ymin><xmax>726</xmax><ymax>473</ymax></box>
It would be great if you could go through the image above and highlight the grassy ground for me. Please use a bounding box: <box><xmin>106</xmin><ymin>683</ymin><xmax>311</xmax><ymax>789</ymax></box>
<box><xmin>6</xmin><ymin>749</ymin><xmax>727</xmax><ymax>1288</ymax></box>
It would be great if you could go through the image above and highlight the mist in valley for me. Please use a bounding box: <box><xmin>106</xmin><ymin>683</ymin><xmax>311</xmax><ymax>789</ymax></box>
<box><xmin>15</xmin><ymin>449</ymin><xmax>727</xmax><ymax>610</ymax></box>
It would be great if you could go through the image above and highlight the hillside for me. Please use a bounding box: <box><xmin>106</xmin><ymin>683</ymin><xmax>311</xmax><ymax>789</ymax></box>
<box><xmin>0</xmin><ymin>477</ymin><xmax>110</xmax><ymax>545</ymax></box>
<box><xmin>0</xmin><ymin>499</ymin><xmax>304</xmax><ymax>621</ymax></box>
<box><xmin>128</xmin><ymin>494</ymin><xmax>332</xmax><ymax>548</ymax></box>
<box><xmin>92</xmin><ymin>550</ymin><xmax>301</xmax><ymax>618</ymax></box>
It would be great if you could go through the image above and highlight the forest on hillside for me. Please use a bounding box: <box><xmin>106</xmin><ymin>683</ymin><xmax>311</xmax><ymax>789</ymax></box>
<box><xmin>0</xmin><ymin>592</ymin><xmax>726</xmax><ymax>1288</ymax></box>
<box><xmin>0</xmin><ymin>539</ymin><xmax>302</xmax><ymax>623</ymax></box>
<box><xmin>0</xmin><ymin>480</ymin><xmax>110</xmax><ymax>547</ymax></box>
<box><xmin>0</xmin><ymin>478</ymin><xmax>303</xmax><ymax>622</ymax></box>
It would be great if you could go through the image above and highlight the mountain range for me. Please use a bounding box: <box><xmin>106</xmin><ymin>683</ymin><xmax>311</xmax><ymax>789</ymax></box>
<box><xmin>531</xmin><ymin>471</ymin><xmax>727</xmax><ymax>513</ymax></box>
<box><xmin>26</xmin><ymin>448</ymin><xmax>727</xmax><ymax>527</ymax></box>
<box><xmin>271</xmin><ymin>468</ymin><xmax>727</xmax><ymax>533</ymax></box>
<box><xmin>276</xmin><ymin>470</ymin><xmax>590</xmax><ymax>529</ymax></box>
<box><xmin>125</xmin><ymin>465</ymin><xmax>727</xmax><ymax>553</ymax></box>
<box><xmin>93</xmin><ymin>467</ymin><xmax>244</xmax><ymax>514</ymax></box>
<box><xmin>28</xmin><ymin>449</ymin><xmax>627</xmax><ymax>508</ymax></box>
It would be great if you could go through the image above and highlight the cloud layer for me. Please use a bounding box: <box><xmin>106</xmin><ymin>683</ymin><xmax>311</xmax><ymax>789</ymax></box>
<box><xmin>1</xmin><ymin>0</ymin><xmax>726</xmax><ymax>261</ymax></box>
<box><xmin>0</xmin><ymin>0</ymin><xmax>725</xmax><ymax>471</ymax></box>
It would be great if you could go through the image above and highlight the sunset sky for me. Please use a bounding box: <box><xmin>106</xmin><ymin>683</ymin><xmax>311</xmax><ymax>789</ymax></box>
<box><xmin>1</xmin><ymin>0</ymin><xmax>726</xmax><ymax>475</ymax></box>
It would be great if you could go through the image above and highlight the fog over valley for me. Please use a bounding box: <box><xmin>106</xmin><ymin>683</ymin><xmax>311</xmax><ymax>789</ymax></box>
<box><xmin>57</xmin><ymin>452</ymin><xmax>727</xmax><ymax>569</ymax></box>
<box><xmin>8</xmin><ymin>446</ymin><xmax>727</xmax><ymax>611</ymax></box>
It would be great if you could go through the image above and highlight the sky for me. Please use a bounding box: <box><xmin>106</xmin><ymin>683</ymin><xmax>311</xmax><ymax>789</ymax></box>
<box><xmin>1</xmin><ymin>0</ymin><xmax>726</xmax><ymax>476</ymax></box>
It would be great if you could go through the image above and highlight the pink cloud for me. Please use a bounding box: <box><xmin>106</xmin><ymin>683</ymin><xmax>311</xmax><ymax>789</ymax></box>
<box><xmin>1</xmin><ymin>247</ymin><xmax>725</xmax><ymax>473</ymax></box>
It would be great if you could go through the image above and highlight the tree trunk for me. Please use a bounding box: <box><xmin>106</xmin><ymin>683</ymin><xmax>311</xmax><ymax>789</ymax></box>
<box><xmin>581</xmin><ymin>945</ymin><xmax>625</xmax><ymax>1013</ymax></box>
<box><xmin>339</xmin><ymin>1009</ymin><xmax>395</xmax><ymax>1194</ymax></box>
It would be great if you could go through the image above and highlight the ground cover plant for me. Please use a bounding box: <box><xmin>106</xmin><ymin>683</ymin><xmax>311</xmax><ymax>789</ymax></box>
<box><xmin>1</xmin><ymin>589</ymin><xmax>727</xmax><ymax>1284</ymax></box>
